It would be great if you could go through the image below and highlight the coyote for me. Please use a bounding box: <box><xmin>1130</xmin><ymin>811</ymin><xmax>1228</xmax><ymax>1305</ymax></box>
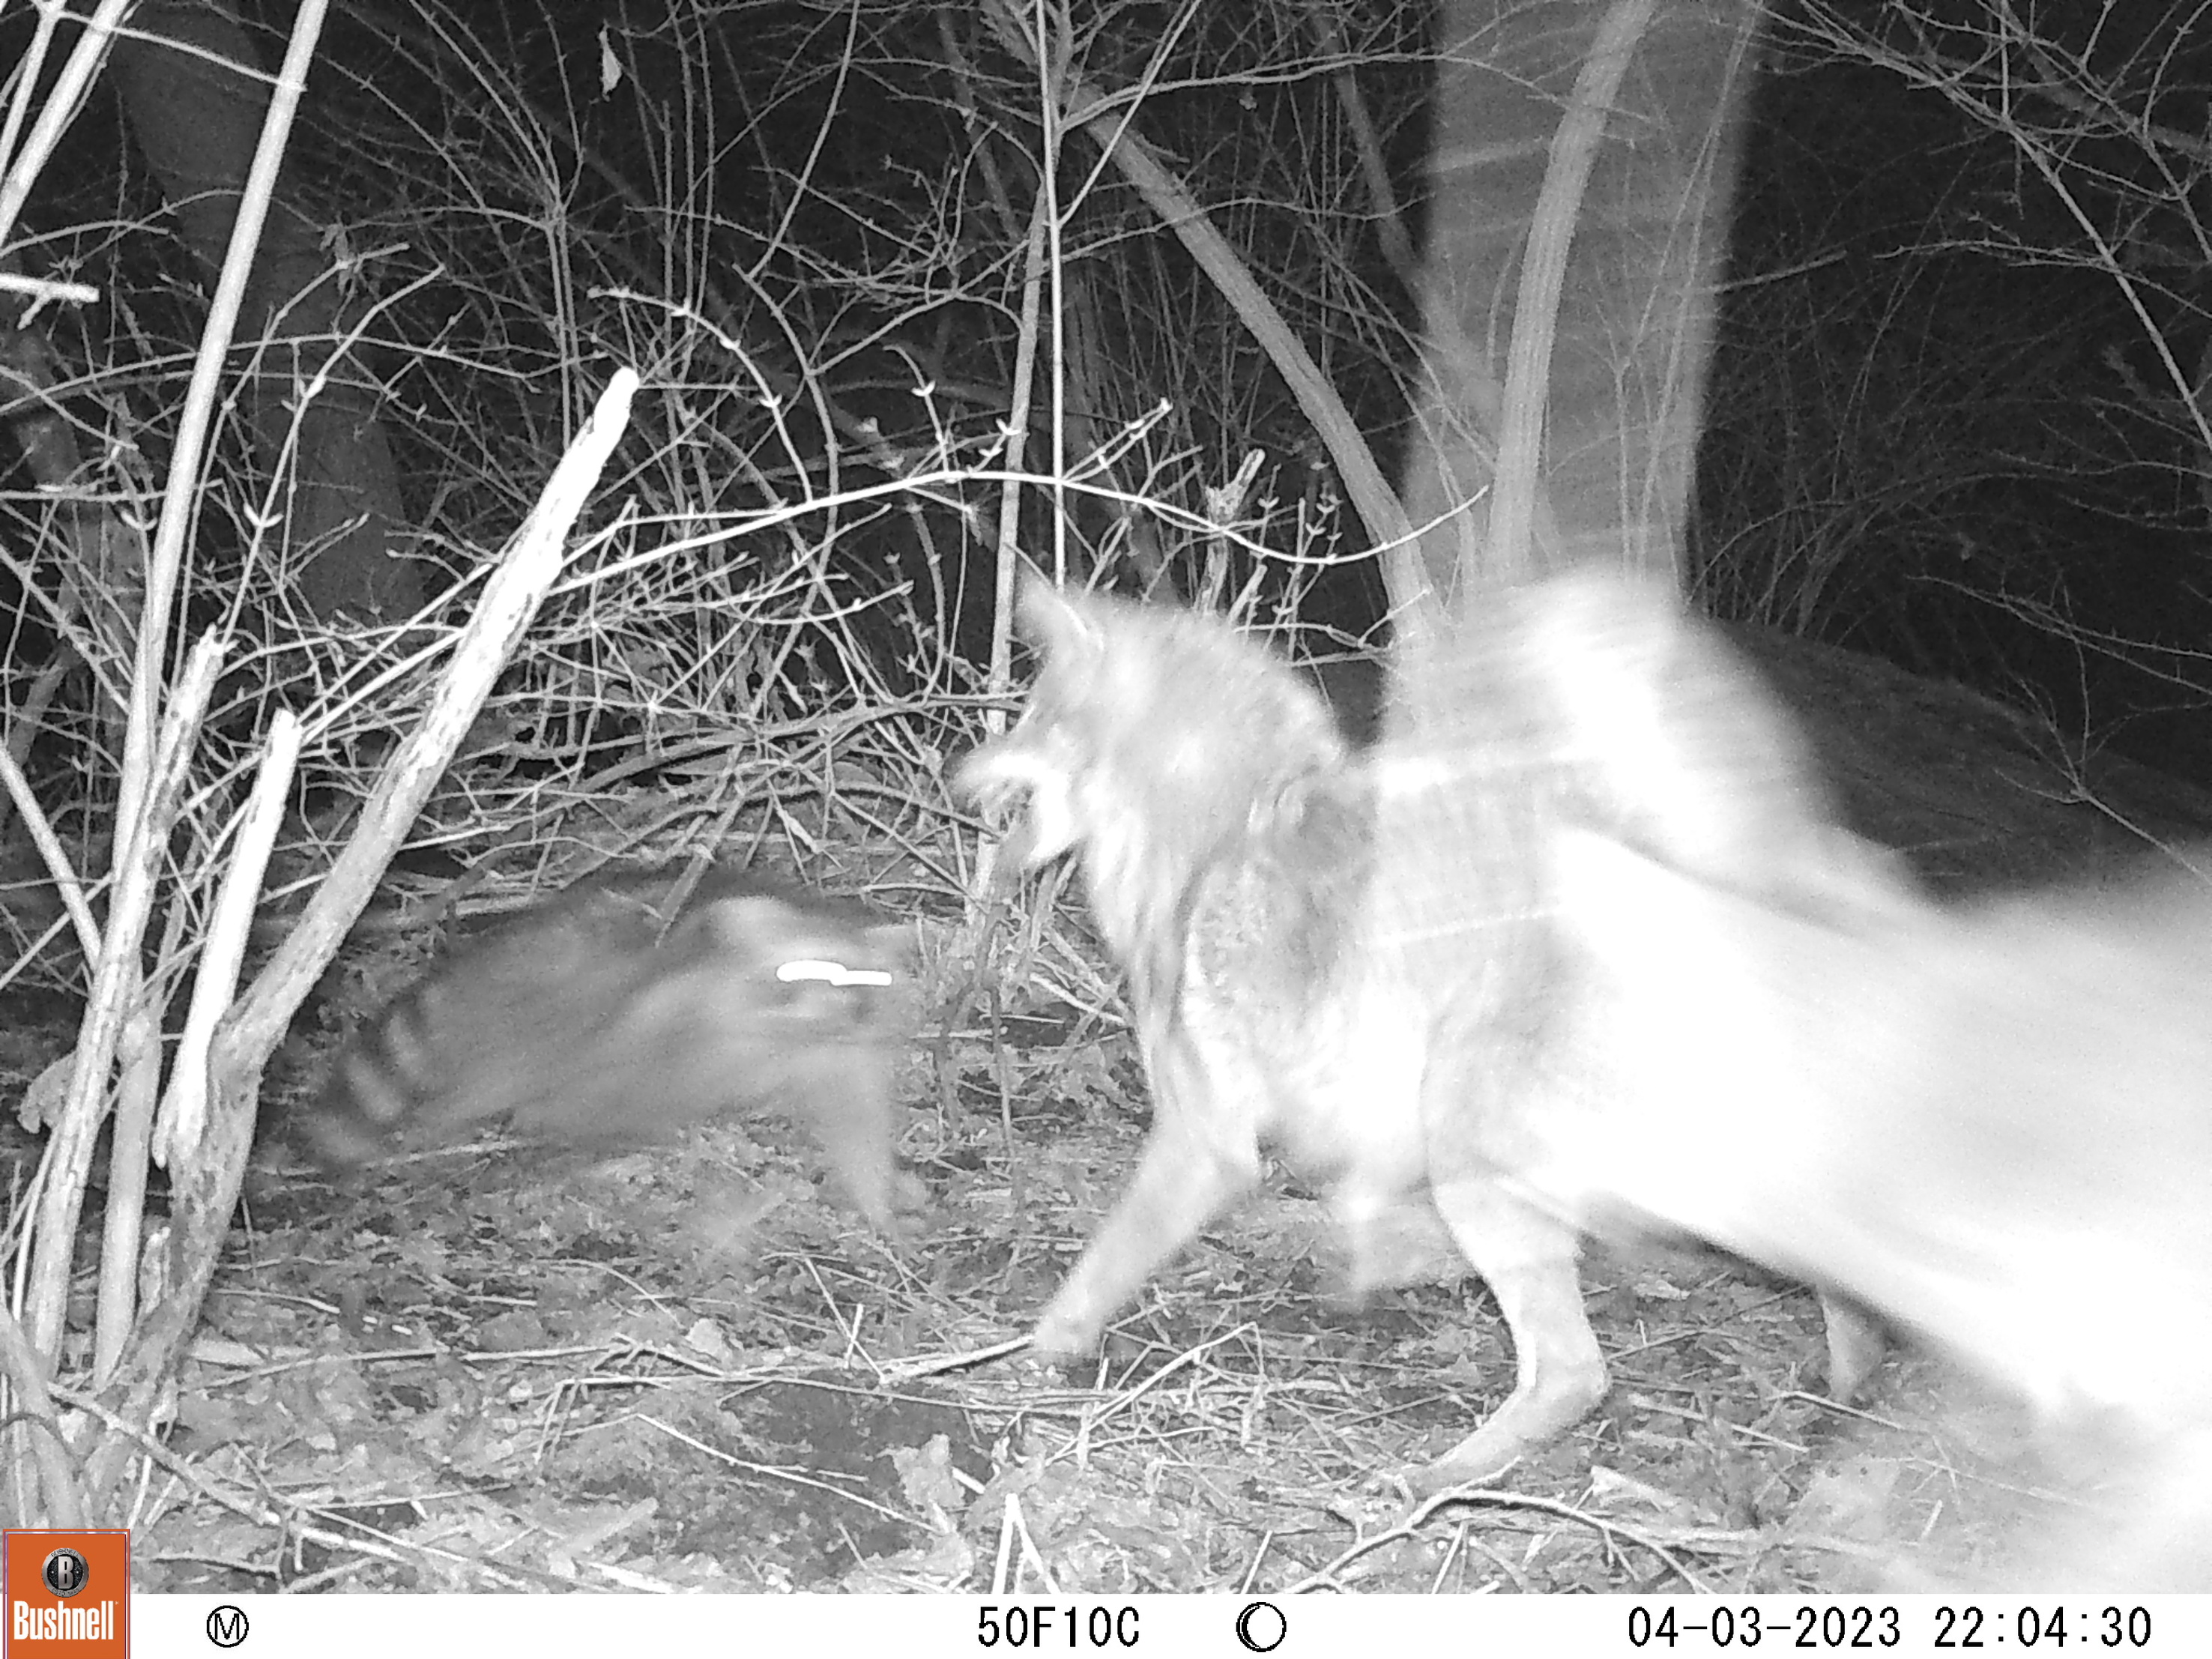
<box><xmin>960</xmin><ymin>572</ymin><xmax>1892</xmax><ymax>1490</ymax></box>
<box><xmin>308</xmin><ymin>868</ymin><xmax>916</xmax><ymax>1231</ymax></box>
<box><xmin>1538</xmin><ymin>827</ymin><xmax>2212</xmax><ymax>1588</ymax></box>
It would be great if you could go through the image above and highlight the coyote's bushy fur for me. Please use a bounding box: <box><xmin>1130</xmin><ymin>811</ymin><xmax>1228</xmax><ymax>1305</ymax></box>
<box><xmin>308</xmin><ymin>868</ymin><xmax>915</xmax><ymax>1230</ymax></box>
<box><xmin>1541</xmin><ymin>828</ymin><xmax>2212</xmax><ymax>1589</ymax></box>
<box><xmin>959</xmin><ymin>572</ymin><xmax>1894</xmax><ymax>1490</ymax></box>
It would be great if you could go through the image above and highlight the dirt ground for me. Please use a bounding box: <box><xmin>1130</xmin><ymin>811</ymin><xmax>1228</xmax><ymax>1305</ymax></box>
<box><xmin>92</xmin><ymin>1039</ymin><xmax>2083</xmax><ymax>1594</ymax></box>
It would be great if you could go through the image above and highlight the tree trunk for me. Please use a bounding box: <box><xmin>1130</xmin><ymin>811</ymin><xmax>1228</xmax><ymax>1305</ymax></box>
<box><xmin>1404</xmin><ymin>0</ymin><xmax>1761</xmax><ymax>598</ymax></box>
<box><xmin>109</xmin><ymin>0</ymin><xmax>423</xmax><ymax>622</ymax></box>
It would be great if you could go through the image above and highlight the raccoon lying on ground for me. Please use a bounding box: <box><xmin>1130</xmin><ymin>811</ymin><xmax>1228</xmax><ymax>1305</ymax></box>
<box><xmin>958</xmin><ymin>572</ymin><xmax>1893</xmax><ymax>1492</ymax></box>
<box><xmin>1535</xmin><ymin>827</ymin><xmax>2212</xmax><ymax>1590</ymax></box>
<box><xmin>306</xmin><ymin>868</ymin><xmax>916</xmax><ymax>1230</ymax></box>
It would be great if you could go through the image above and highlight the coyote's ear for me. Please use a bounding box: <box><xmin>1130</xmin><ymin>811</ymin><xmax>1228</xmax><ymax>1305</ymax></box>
<box><xmin>1015</xmin><ymin>574</ymin><xmax>1105</xmax><ymax>660</ymax></box>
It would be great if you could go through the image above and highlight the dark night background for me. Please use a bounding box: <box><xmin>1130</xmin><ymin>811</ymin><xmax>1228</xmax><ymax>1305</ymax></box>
<box><xmin>5</xmin><ymin>0</ymin><xmax>2211</xmax><ymax>808</ymax></box>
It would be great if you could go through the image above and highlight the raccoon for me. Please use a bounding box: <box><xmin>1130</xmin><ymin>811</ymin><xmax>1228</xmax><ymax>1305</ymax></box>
<box><xmin>307</xmin><ymin>868</ymin><xmax>916</xmax><ymax>1230</ymax></box>
<box><xmin>958</xmin><ymin>572</ymin><xmax>1890</xmax><ymax>1492</ymax></box>
<box><xmin>1535</xmin><ymin>827</ymin><xmax>2212</xmax><ymax>1589</ymax></box>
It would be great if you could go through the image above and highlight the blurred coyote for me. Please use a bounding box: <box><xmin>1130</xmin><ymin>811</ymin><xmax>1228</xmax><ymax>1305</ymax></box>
<box><xmin>959</xmin><ymin>572</ymin><xmax>1891</xmax><ymax>1490</ymax></box>
<box><xmin>307</xmin><ymin>868</ymin><xmax>915</xmax><ymax>1231</ymax></box>
<box><xmin>1540</xmin><ymin>827</ymin><xmax>2212</xmax><ymax>1589</ymax></box>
